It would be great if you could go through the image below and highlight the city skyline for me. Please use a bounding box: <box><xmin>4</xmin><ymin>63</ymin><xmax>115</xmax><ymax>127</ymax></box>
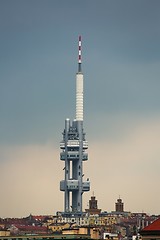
<box><xmin>0</xmin><ymin>0</ymin><xmax>160</xmax><ymax>217</ymax></box>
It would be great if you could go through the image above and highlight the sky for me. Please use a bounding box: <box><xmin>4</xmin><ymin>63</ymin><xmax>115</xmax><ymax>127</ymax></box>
<box><xmin>0</xmin><ymin>0</ymin><xmax>160</xmax><ymax>217</ymax></box>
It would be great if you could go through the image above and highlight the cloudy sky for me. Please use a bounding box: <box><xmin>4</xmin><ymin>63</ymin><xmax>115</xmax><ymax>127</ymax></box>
<box><xmin>1</xmin><ymin>0</ymin><xmax>160</xmax><ymax>217</ymax></box>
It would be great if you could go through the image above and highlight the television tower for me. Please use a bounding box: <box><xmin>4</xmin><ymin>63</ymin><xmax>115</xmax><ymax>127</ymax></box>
<box><xmin>60</xmin><ymin>36</ymin><xmax>90</xmax><ymax>215</ymax></box>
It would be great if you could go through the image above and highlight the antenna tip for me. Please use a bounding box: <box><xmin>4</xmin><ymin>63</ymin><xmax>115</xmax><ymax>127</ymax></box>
<box><xmin>78</xmin><ymin>35</ymin><xmax>82</xmax><ymax>66</ymax></box>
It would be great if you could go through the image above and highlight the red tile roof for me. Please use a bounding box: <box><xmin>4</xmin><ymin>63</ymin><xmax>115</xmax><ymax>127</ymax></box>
<box><xmin>14</xmin><ymin>225</ymin><xmax>48</xmax><ymax>232</ymax></box>
<box><xmin>142</xmin><ymin>218</ymin><xmax>160</xmax><ymax>231</ymax></box>
<box><xmin>32</xmin><ymin>216</ymin><xmax>46</xmax><ymax>221</ymax></box>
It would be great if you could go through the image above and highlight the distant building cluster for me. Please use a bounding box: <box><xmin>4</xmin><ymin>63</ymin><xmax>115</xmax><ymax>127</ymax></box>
<box><xmin>0</xmin><ymin>196</ymin><xmax>159</xmax><ymax>240</ymax></box>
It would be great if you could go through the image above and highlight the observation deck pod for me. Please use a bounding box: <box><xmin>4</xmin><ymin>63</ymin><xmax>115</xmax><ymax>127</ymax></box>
<box><xmin>60</xmin><ymin>140</ymin><xmax>88</xmax><ymax>149</ymax></box>
<box><xmin>60</xmin><ymin>152</ymin><xmax>88</xmax><ymax>161</ymax></box>
<box><xmin>60</xmin><ymin>180</ymin><xmax>90</xmax><ymax>192</ymax></box>
<box><xmin>60</xmin><ymin>139</ymin><xmax>88</xmax><ymax>161</ymax></box>
<box><xmin>82</xmin><ymin>181</ymin><xmax>90</xmax><ymax>191</ymax></box>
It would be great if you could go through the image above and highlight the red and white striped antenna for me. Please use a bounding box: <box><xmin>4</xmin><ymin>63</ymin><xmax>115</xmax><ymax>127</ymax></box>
<box><xmin>76</xmin><ymin>35</ymin><xmax>83</xmax><ymax>121</ymax></box>
<box><xmin>78</xmin><ymin>35</ymin><xmax>82</xmax><ymax>72</ymax></box>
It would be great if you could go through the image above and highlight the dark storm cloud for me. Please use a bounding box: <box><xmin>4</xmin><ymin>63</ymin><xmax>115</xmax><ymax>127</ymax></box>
<box><xmin>0</xmin><ymin>0</ymin><xmax>160</xmax><ymax>145</ymax></box>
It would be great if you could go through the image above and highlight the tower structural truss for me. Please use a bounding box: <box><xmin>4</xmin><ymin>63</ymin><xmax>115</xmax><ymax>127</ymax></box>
<box><xmin>60</xmin><ymin>36</ymin><xmax>90</xmax><ymax>216</ymax></box>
